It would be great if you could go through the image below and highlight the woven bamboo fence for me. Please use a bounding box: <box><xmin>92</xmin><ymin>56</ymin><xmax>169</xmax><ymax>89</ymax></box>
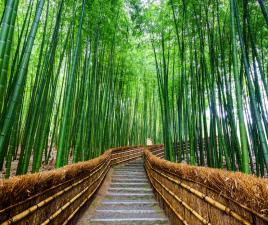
<box><xmin>149</xmin><ymin>144</ymin><xmax>165</xmax><ymax>158</ymax></box>
<box><xmin>145</xmin><ymin>145</ymin><xmax>268</xmax><ymax>225</ymax></box>
<box><xmin>0</xmin><ymin>145</ymin><xmax>144</xmax><ymax>225</ymax></box>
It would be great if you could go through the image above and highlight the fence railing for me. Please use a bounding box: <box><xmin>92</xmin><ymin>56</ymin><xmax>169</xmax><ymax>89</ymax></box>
<box><xmin>0</xmin><ymin>145</ymin><xmax>144</xmax><ymax>225</ymax></box>
<box><xmin>2</xmin><ymin>144</ymin><xmax>268</xmax><ymax>225</ymax></box>
<box><xmin>145</xmin><ymin>145</ymin><xmax>268</xmax><ymax>225</ymax></box>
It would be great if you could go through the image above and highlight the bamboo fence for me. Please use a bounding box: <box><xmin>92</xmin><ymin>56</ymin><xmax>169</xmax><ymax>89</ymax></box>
<box><xmin>145</xmin><ymin>146</ymin><xmax>268</xmax><ymax>225</ymax></box>
<box><xmin>0</xmin><ymin>145</ymin><xmax>144</xmax><ymax>224</ymax></box>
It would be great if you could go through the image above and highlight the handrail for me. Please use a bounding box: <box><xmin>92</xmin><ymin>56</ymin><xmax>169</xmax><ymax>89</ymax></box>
<box><xmin>2</xmin><ymin>144</ymin><xmax>267</xmax><ymax>225</ymax></box>
<box><xmin>0</xmin><ymin>145</ymin><xmax>144</xmax><ymax>225</ymax></box>
<box><xmin>145</xmin><ymin>146</ymin><xmax>268</xmax><ymax>225</ymax></box>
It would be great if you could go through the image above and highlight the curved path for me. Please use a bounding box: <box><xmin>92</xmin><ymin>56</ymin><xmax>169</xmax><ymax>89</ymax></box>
<box><xmin>76</xmin><ymin>159</ymin><xmax>169</xmax><ymax>225</ymax></box>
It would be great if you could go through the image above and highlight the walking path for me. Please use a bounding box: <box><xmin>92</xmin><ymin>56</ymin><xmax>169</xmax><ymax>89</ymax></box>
<box><xmin>76</xmin><ymin>159</ymin><xmax>169</xmax><ymax>225</ymax></box>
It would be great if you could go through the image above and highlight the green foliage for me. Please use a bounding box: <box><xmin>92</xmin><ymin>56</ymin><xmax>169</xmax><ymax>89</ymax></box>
<box><xmin>0</xmin><ymin>0</ymin><xmax>161</xmax><ymax>177</ymax></box>
<box><xmin>0</xmin><ymin>0</ymin><xmax>267</xmax><ymax>177</ymax></box>
<box><xmin>145</xmin><ymin>0</ymin><xmax>268</xmax><ymax>175</ymax></box>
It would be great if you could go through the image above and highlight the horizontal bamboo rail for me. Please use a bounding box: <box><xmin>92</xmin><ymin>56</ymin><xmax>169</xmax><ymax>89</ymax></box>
<box><xmin>111</xmin><ymin>146</ymin><xmax>144</xmax><ymax>165</ymax></box>
<box><xmin>145</xmin><ymin>146</ymin><xmax>268</xmax><ymax>225</ymax></box>
<box><xmin>0</xmin><ymin>145</ymin><xmax>144</xmax><ymax>225</ymax></box>
<box><xmin>2</xmin><ymin>144</ymin><xmax>267</xmax><ymax>225</ymax></box>
<box><xmin>40</xmin><ymin>160</ymin><xmax>110</xmax><ymax>225</ymax></box>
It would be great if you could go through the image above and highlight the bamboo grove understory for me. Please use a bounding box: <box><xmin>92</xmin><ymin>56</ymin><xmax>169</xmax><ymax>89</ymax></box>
<box><xmin>0</xmin><ymin>0</ymin><xmax>267</xmax><ymax>178</ymax></box>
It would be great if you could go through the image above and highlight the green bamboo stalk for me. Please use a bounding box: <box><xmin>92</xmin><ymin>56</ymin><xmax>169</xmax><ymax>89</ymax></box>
<box><xmin>56</xmin><ymin>0</ymin><xmax>86</xmax><ymax>168</ymax></box>
<box><xmin>0</xmin><ymin>0</ymin><xmax>45</xmax><ymax>169</ymax></box>
<box><xmin>230</xmin><ymin>0</ymin><xmax>249</xmax><ymax>173</ymax></box>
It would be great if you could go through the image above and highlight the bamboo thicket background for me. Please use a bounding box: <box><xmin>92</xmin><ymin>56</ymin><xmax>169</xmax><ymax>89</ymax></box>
<box><xmin>0</xmin><ymin>0</ymin><xmax>268</xmax><ymax>177</ymax></box>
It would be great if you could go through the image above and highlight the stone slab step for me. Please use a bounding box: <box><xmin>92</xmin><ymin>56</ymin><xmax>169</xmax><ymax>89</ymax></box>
<box><xmin>91</xmin><ymin>212</ymin><xmax>168</xmax><ymax>221</ymax></box>
<box><xmin>112</xmin><ymin>174</ymin><xmax>146</xmax><ymax>177</ymax></box>
<box><xmin>97</xmin><ymin>202</ymin><xmax>160</xmax><ymax>211</ymax></box>
<box><xmin>105</xmin><ymin>193</ymin><xmax>154</xmax><ymax>201</ymax></box>
<box><xmin>121</xmin><ymin>165</ymin><xmax>144</xmax><ymax>167</ymax></box>
<box><xmin>114</xmin><ymin>167</ymin><xmax>144</xmax><ymax>170</ymax></box>
<box><xmin>110</xmin><ymin>182</ymin><xmax>150</xmax><ymax>188</ymax></box>
<box><xmin>119</xmin><ymin>166</ymin><xmax>144</xmax><ymax>168</ymax></box>
<box><xmin>112</xmin><ymin>176</ymin><xmax>147</xmax><ymax>180</ymax></box>
<box><xmin>106</xmin><ymin>193</ymin><xmax>153</xmax><ymax>197</ymax></box>
<box><xmin>92</xmin><ymin>212</ymin><xmax>167</xmax><ymax>220</ymax></box>
<box><xmin>77</xmin><ymin>159</ymin><xmax>170</xmax><ymax>225</ymax></box>
<box><xmin>101</xmin><ymin>199</ymin><xmax>158</xmax><ymax>204</ymax></box>
<box><xmin>108</xmin><ymin>187</ymin><xmax>152</xmax><ymax>193</ymax></box>
<box><xmin>120</xmin><ymin>166</ymin><xmax>144</xmax><ymax>168</ymax></box>
<box><xmin>121</xmin><ymin>163</ymin><xmax>144</xmax><ymax>165</ymax></box>
<box><xmin>112</xmin><ymin>178</ymin><xmax>148</xmax><ymax>183</ymax></box>
<box><xmin>112</xmin><ymin>174</ymin><xmax>146</xmax><ymax>178</ymax></box>
<box><xmin>121</xmin><ymin>165</ymin><xmax>144</xmax><ymax>168</ymax></box>
<box><xmin>89</xmin><ymin>219</ymin><xmax>169</xmax><ymax>225</ymax></box>
<box><xmin>95</xmin><ymin>209</ymin><xmax>158</xmax><ymax>213</ymax></box>
<box><xmin>113</xmin><ymin>171</ymin><xmax>146</xmax><ymax>175</ymax></box>
<box><xmin>113</xmin><ymin>170</ymin><xmax>145</xmax><ymax>173</ymax></box>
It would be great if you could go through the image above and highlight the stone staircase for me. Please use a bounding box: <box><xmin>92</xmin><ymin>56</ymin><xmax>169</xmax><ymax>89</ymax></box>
<box><xmin>77</xmin><ymin>160</ymin><xmax>169</xmax><ymax>225</ymax></box>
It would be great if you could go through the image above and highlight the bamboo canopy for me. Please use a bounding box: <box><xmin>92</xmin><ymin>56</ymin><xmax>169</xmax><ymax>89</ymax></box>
<box><xmin>0</xmin><ymin>0</ymin><xmax>267</xmax><ymax>178</ymax></box>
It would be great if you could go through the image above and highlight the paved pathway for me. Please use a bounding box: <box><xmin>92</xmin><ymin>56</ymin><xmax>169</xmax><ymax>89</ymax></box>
<box><xmin>76</xmin><ymin>159</ymin><xmax>169</xmax><ymax>225</ymax></box>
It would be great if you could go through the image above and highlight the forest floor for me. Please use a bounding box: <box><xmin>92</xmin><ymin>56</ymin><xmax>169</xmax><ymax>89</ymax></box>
<box><xmin>1</xmin><ymin>147</ymin><xmax>267</xmax><ymax>179</ymax></box>
<box><xmin>0</xmin><ymin>147</ymin><xmax>57</xmax><ymax>179</ymax></box>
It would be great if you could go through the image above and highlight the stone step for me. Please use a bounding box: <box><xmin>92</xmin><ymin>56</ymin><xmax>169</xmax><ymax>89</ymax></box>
<box><xmin>112</xmin><ymin>173</ymin><xmax>146</xmax><ymax>176</ymax></box>
<box><xmin>110</xmin><ymin>182</ymin><xmax>150</xmax><ymax>188</ymax></box>
<box><xmin>106</xmin><ymin>192</ymin><xmax>153</xmax><ymax>197</ymax></box>
<box><xmin>112</xmin><ymin>175</ymin><xmax>147</xmax><ymax>179</ymax></box>
<box><xmin>102</xmin><ymin>199</ymin><xmax>158</xmax><ymax>204</ymax></box>
<box><xmin>89</xmin><ymin>219</ymin><xmax>169</xmax><ymax>225</ymax></box>
<box><xmin>115</xmin><ymin>165</ymin><xmax>144</xmax><ymax>167</ymax></box>
<box><xmin>113</xmin><ymin>171</ymin><xmax>146</xmax><ymax>175</ymax></box>
<box><xmin>107</xmin><ymin>192</ymin><xmax>153</xmax><ymax>196</ymax></box>
<box><xmin>94</xmin><ymin>210</ymin><xmax>165</xmax><ymax>216</ymax></box>
<box><xmin>112</xmin><ymin>170</ymin><xmax>145</xmax><ymax>173</ymax></box>
<box><xmin>122</xmin><ymin>165</ymin><xmax>144</xmax><ymax>167</ymax></box>
<box><xmin>108</xmin><ymin>187</ymin><xmax>152</xmax><ymax>193</ymax></box>
<box><xmin>112</xmin><ymin>175</ymin><xmax>148</xmax><ymax>182</ymax></box>
<box><xmin>90</xmin><ymin>212</ymin><xmax>168</xmax><ymax>223</ymax></box>
<box><xmin>114</xmin><ymin>166</ymin><xmax>144</xmax><ymax>169</ymax></box>
<box><xmin>121</xmin><ymin>163</ymin><xmax>144</xmax><ymax>165</ymax></box>
<box><xmin>105</xmin><ymin>193</ymin><xmax>154</xmax><ymax>201</ymax></box>
<box><xmin>111</xmin><ymin>178</ymin><xmax>148</xmax><ymax>183</ymax></box>
<box><xmin>121</xmin><ymin>162</ymin><xmax>144</xmax><ymax>165</ymax></box>
<box><xmin>76</xmin><ymin>159</ymin><xmax>170</xmax><ymax>225</ymax></box>
<box><xmin>97</xmin><ymin>202</ymin><xmax>160</xmax><ymax>211</ymax></box>
<box><xmin>113</xmin><ymin>169</ymin><xmax>145</xmax><ymax>172</ymax></box>
<box><xmin>96</xmin><ymin>209</ymin><xmax>157</xmax><ymax>213</ymax></box>
<box><xmin>120</xmin><ymin>165</ymin><xmax>144</xmax><ymax>168</ymax></box>
<box><xmin>112</xmin><ymin>174</ymin><xmax>146</xmax><ymax>178</ymax></box>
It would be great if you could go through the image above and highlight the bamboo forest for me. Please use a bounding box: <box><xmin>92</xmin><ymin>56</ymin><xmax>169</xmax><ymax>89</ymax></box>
<box><xmin>0</xmin><ymin>0</ymin><xmax>268</xmax><ymax>179</ymax></box>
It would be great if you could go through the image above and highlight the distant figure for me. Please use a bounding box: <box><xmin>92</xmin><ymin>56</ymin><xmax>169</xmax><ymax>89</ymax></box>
<box><xmin>147</xmin><ymin>138</ymin><xmax>153</xmax><ymax>146</ymax></box>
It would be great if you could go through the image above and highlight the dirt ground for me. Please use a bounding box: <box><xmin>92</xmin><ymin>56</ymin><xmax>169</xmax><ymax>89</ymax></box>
<box><xmin>0</xmin><ymin>146</ymin><xmax>58</xmax><ymax>179</ymax></box>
